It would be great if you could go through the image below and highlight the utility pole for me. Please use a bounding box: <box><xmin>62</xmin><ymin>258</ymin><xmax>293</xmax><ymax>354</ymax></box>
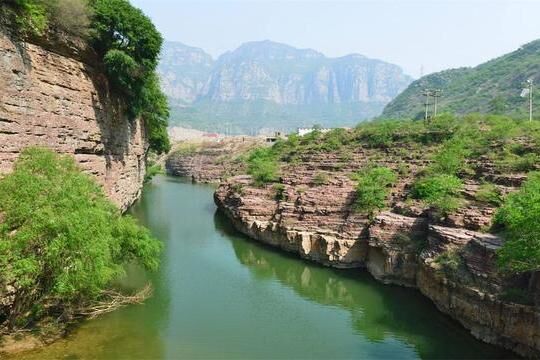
<box><xmin>432</xmin><ymin>89</ymin><xmax>442</xmax><ymax>118</ymax></box>
<box><xmin>423</xmin><ymin>89</ymin><xmax>431</xmax><ymax>123</ymax></box>
<box><xmin>527</xmin><ymin>79</ymin><xmax>534</xmax><ymax>122</ymax></box>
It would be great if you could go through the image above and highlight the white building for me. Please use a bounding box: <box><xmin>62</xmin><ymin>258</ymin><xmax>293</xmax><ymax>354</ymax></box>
<box><xmin>297</xmin><ymin>127</ymin><xmax>333</xmax><ymax>136</ymax></box>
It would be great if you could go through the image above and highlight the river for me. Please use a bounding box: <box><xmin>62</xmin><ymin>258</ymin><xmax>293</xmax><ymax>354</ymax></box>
<box><xmin>17</xmin><ymin>175</ymin><xmax>514</xmax><ymax>359</ymax></box>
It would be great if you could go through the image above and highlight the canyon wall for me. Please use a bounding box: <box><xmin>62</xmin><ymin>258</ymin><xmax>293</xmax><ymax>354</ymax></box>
<box><xmin>0</xmin><ymin>31</ymin><xmax>147</xmax><ymax>210</ymax></box>
<box><xmin>213</xmin><ymin>147</ymin><xmax>540</xmax><ymax>357</ymax></box>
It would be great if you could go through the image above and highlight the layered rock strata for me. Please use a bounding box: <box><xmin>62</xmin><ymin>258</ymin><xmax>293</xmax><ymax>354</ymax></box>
<box><xmin>214</xmin><ymin>146</ymin><xmax>540</xmax><ymax>357</ymax></box>
<box><xmin>0</xmin><ymin>31</ymin><xmax>147</xmax><ymax>210</ymax></box>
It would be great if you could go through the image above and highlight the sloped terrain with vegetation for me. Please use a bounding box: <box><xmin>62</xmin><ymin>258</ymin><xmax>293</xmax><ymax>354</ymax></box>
<box><xmin>382</xmin><ymin>40</ymin><xmax>540</xmax><ymax>119</ymax></box>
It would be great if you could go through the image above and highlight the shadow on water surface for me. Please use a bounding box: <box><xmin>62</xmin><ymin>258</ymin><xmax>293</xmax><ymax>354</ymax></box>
<box><xmin>213</xmin><ymin>211</ymin><xmax>517</xmax><ymax>360</ymax></box>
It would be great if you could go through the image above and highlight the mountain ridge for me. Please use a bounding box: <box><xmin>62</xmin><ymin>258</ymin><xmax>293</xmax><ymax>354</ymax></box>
<box><xmin>158</xmin><ymin>40</ymin><xmax>413</xmax><ymax>134</ymax></box>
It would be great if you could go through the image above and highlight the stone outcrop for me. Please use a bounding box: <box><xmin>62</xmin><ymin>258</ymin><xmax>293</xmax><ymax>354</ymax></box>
<box><xmin>0</xmin><ymin>31</ymin><xmax>147</xmax><ymax>210</ymax></box>
<box><xmin>165</xmin><ymin>137</ymin><xmax>263</xmax><ymax>183</ymax></box>
<box><xmin>213</xmin><ymin>144</ymin><xmax>540</xmax><ymax>357</ymax></box>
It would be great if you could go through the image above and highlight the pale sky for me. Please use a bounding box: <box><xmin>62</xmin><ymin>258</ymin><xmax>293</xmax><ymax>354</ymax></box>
<box><xmin>131</xmin><ymin>0</ymin><xmax>540</xmax><ymax>78</ymax></box>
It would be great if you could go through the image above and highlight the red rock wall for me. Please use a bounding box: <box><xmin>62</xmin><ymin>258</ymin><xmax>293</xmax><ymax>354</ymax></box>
<box><xmin>0</xmin><ymin>32</ymin><xmax>147</xmax><ymax>210</ymax></box>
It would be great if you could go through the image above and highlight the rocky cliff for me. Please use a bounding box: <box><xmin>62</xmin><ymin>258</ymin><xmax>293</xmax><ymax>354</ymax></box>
<box><xmin>0</xmin><ymin>31</ymin><xmax>147</xmax><ymax>210</ymax></box>
<box><xmin>213</xmin><ymin>140</ymin><xmax>540</xmax><ymax>357</ymax></box>
<box><xmin>165</xmin><ymin>137</ymin><xmax>264</xmax><ymax>183</ymax></box>
<box><xmin>159</xmin><ymin>40</ymin><xmax>412</xmax><ymax>134</ymax></box>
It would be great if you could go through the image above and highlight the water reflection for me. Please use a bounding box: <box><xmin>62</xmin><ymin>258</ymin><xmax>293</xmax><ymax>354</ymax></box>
<box><xmin>12</xmin><ymin>177</ymin><xmax>514</xmax><ymax>360</ymax></box>
<box><xmin>215</xmin><ymin>211</ymin><xmax>514</xmax><ymax>359</ymax></box>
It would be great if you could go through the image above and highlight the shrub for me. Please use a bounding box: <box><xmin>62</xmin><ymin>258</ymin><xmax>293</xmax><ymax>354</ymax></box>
<box><xmin>0</xmin><ymin>148</ymin><xmax>161</xmax><ymax>326</ymax></box>
<box><xmin>247</xmin><ymin>147</ymin><xmax>279</xmax><ymax>186</ymax></box>
<box><xmin>144</xmin><ymin>161</ymin><xmax>162</xmax><ymax>183</ymax></box>
<box><xmin>352</xmin><ymin>166</ymin><xmax>397</xmax><ymax>217</ymax></box>
<box><xmin>434</xmin><ymin>250</ymin><xmax>461</xmax><ymax>273</ymax></box>
<box><xmin>272</xmin><ymin>183</ymin><xmax>286</xmax><ymax>201</ymax></box>
<box><xmin>312</xmin><ymin>172</ymin><xmax>329</xmax><ymax>186</ymax></box>
<box><xmin>475</xmin><ymin>183</ymin><xmax>503</xmax><ymax>206</ymax></box>
<box><xmin>47</xmin><ymin>0</ymin><xmax>92</xmax><ymax>36</ymax></box>
<box><xmin>494</xmin><ymin>172</ymin><xmax>540</xmax><ymax>273</ymax></box>
<box><xmin>5</xmin><ymin>0</ymin><xmax>49</xmax><ymax>36</ymax></box>
<box><xmin>411</xmin><ymin>174</ymin><xmax>463</xmax><ymax>216</ymax></box>
<box><xmin>430</xmin><ymin>138</ymin><xmax>471</xmax><ymax>175</ymax></box>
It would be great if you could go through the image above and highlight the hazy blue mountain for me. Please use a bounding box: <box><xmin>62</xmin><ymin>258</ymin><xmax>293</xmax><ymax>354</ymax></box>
<box><xmin>159</xmin><ymin>40</ymin><xmax>413</xmax><ymax>134</ymax></box>
<box><xmin>158</xmin><ymin>41</ymin><xmax>213</xmax><ymax>105</ymax></box>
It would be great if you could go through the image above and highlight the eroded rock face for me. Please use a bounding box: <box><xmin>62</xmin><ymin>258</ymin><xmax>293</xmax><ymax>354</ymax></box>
<box><xmin>0</xmin><ymin>32</ymin><xmax>147</xmax><ymax>210</ymax></box>
<box><xmin>165</xmin><ymin>137</ymin><xmax>263</xmax><ymax>183</ymax></box>
<box><xmin>213</xmin><ymin>146</ymin><xmax>540</xmax><ymax>357</ymax></box>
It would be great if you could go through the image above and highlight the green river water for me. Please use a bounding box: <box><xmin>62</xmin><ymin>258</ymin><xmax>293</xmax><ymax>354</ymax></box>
<box><xmin>17</xmin><ymin>175</ymin><xmax>515</xmax><ymax>359</ymax></box>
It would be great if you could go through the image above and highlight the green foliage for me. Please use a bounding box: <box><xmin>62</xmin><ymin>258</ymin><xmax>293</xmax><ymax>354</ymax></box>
<box><xmin>89</xmin><ymin>0</ymin><xmax>169</xmax><ymax>153</ymax></box>
<box><xmin>231</xmin><ymin>183</ymin><xmax>244</xmax><ymax>195</ymax></box>
<box><xmin>3</xmin><ymin>0</ymin><xmax>171</xmax><ymax>154</ymax></box>
<box><xmin>312</xmin><ymin>172</ymin><xmax>329</xmax><ymax>186</ymax></box>
<box><xmin>247</xmin><ymin>147</ymin><xmax>279</xmax><ymax>186</ymax></box>
<box><xmin>382</xmin><ymin>39</ymin><xmax>540</xmax><ymax>119</ymax></box>
<box><xmin>430</xmin><ymin>138</ymin><xmax>471</xmax><ymax>175</ymax></box>
<box><xmin>272</xmin><ymin>183</ymin><xmax>286</xmax><ymax>201</ymax></box>
<box><xmin>144</xmin><ymin>161</ymin><xmax>162</xmax><ymax>183</ymax></box>
<box><xmin>352</xmin><ymin>166</ymin><xmax>397</xmax><ymax>217</ymax></box>
<box><xmin>494</xmin><ymin>172</ymin><xmax>540</xmax><ymax>273</ymax></box>
<box><xmin>411</xmin><ymin>174</ymin><xmax>463</xmax><ymax>216</ymax></box>
<box><xmin>475</xmin><ymin>183</ymin><xmax>503</xmax><ymax>206</ymax></box>
<box><xmin>5</xmin><ymin>0</ymin><xmax>49</xmax><ymax>35</ymax></box>
<box><xmin>0</xmin><ymin>148</ymin><xmax>161</xmax><ymax>325</ymax></box>
<box><xmin>434</xmin><ymin>250</ymin><xmax>461</xmax><ymax>273</ymax></box>
<box><xmin>3</xmin><ymin>0</ymin><xmax>91</xmax><ymax>37</ymax></box>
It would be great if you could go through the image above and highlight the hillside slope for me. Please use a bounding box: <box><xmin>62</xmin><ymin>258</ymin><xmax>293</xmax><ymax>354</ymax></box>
<box><xmin>382</xmin><ymin>40</ymin><xmax>540</xmax><ymax>119</ymax></box>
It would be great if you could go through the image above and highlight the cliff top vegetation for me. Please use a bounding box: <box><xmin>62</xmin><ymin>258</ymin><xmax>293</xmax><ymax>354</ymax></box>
<box><xmin>1</xmin><ymin>0</ymin><xmax>170</xmax><ymax>154</ymax></box>
<box><xmin>245</xmin><ymin>114</ymin><xmax>540</xmax><ymax>274</ymax></box>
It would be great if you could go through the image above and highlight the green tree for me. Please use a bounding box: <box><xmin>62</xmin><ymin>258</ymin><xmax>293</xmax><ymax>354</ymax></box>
<box><xmin>0</xmin><ymin>148</ymin><xmax>161</xmax><ymax>326</ymax></box>
<box><xmin>89</xmin><ymin>0</ymin><xmax>170</xmax><ymax>153</ymax></box>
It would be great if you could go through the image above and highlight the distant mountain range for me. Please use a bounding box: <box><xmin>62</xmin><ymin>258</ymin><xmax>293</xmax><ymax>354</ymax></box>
<box><xmin>382</xmin><ymin>40</ymin><xmax>540</xmax><ymax>119</ymax></box>
<box><xmin>158</xmin><ymin>40</ymin><xmax>413</xmax><ymax>134</ymax></box>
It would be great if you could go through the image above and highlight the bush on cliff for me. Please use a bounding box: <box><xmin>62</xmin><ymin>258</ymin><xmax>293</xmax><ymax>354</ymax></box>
<box><xmin>3</xmin><ymin>0</ymin><xmax>91</xmax><ymax>37</ymax></box>
<box><xmin>411</xmin><ymin>174</ymin><xmax>463</xmax><ymax>216</ymax></box>
<box><xmin>0</xmin><ymin>148</ymin><xmax>161</xmax><ymax>327</ymax></box>
<box><xmin>247</xmin><ymin>148</ymin><xmax>279</xmax><ymax>186</ymax></box>
<box><xmin>90</xmin><ymin>0</ymin><xmax>170</xmax><ymax>153</ymax></box>
<box><xmin>3</xmin><ymin>0</ymin><xmax>171</xmax><ymax>154</ymax></box>
<box><xmin>352</xmin><ymin>166</ymin><xmax>397</xmax><ymax>218</ymax></box>
<box><xmin>494</xmin><ymin>172</ymin><xmax>540</xmax><ymax>274</ymax></box>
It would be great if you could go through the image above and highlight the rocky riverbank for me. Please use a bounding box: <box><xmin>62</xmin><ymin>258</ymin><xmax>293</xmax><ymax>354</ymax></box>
<box><xmin>213</xmin><ymin>142</ymin><xmax>540</xmax><ymax>357</ymax></box>
<box><xmin>165</xmin><ymin>136</ymin><xmax>265</xmax><ymax>183</ymax></box>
